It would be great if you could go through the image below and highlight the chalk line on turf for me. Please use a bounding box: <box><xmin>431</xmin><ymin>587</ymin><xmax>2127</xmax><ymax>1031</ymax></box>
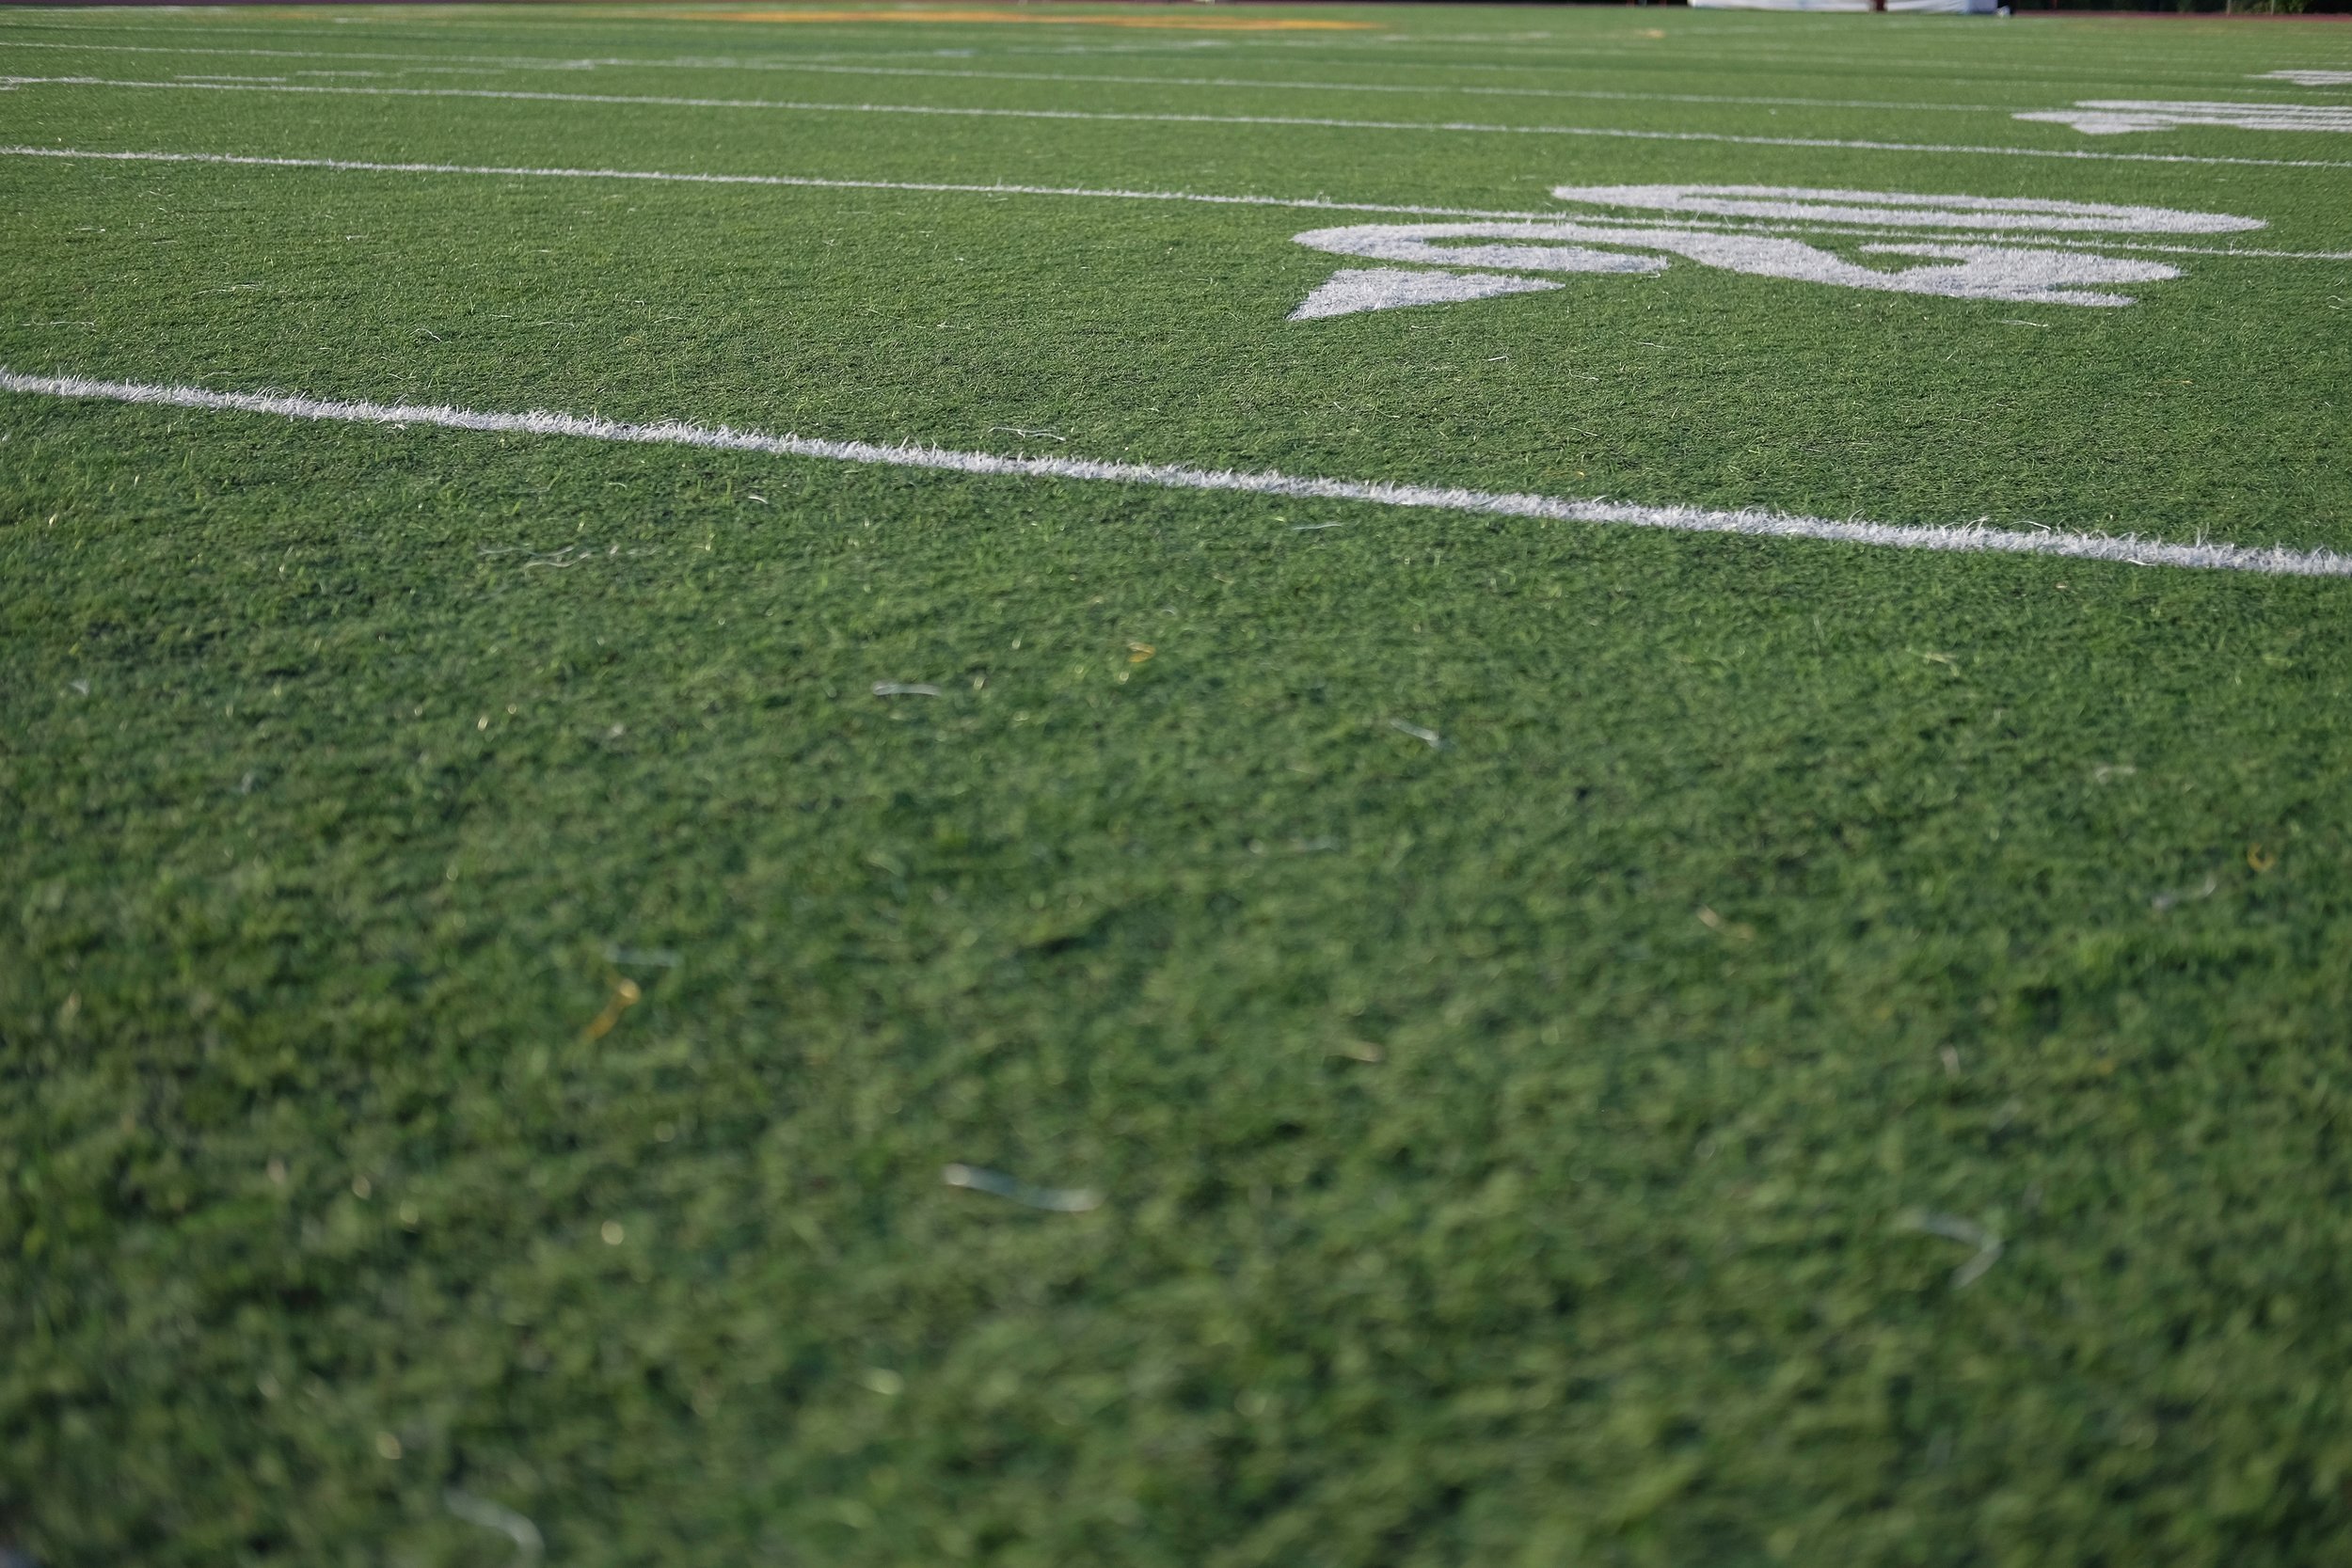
<box><xmin>0</xmin><ymin>38</ymin><xmax>2036</xmax><ymax>114</ymax></box>
<box><xmin>4</xmin><ymin>367</ymin><xmax>2345</xmax><ymax>579</ymax></box>
<box><xmin>13</xmin><ymin>38</ymin><xmax>2333</xmax><ymax>123</ymax></box>
<box><xmin>7</xmin><ymin>75</ymin><xmax>2352</xmax><ymax>172</ymax></box>
<box><xmin>9</xmin><ymin>148</ymin><xmax>2351</xmax><ymax>263</ymax></box>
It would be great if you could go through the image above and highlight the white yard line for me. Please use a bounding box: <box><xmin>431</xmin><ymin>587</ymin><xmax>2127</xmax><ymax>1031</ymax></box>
<box><xmin>1268</xmin><ymin>33</ymin><xmax>2344</xmax><ymax>86</ymax></box>
<box><xmin>0</xmin><ymin>143</ymin><xmax>1671</xmax><ymax>221</ymax></box>
<box><xmin>4</xmin><ymin>24</ymin><xmax>2335</xmax><ymax>98</ymax></box>
<box><xmin>0</xmin><ymin>14</ymin><xmax>2324</xmax><ymax>77</ymax></box>
<box><xmin>0</xmin><ymin>38</ymin><xmax>948</xmax><ymax>71</ymax></box>
<box><xmin>3</xmin><ymin>366</ymin><xmax>2344</xmax><ymax>579</ymax></box>
<box><xmin>12</xmin><ymin>146</ymin><xmax>2349</xmax><ymax>261</ymax></box>
<box><xmin>597</xmin><ymin>64</ymin><xmax>2300</xmax><ymax>119</ymax></box>
<box><xmin>0</xmin><ymin>37</ymin><xmax>2026</xmax><ymax>112</ymax></box>
<box><xmin>7</xmin><ymin>75</ymin><xmax>2351</xmax><ymax>171</ymax></box>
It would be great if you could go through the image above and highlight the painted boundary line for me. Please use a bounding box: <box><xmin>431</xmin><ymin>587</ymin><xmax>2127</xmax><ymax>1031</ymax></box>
<box><xmin>0</xmin><ymin>16</ymin><xmax>2330</xmax><ymax>83</ymax></box>
<box><xmin>0</xmin><ymin>143</ymin><xmax>1651</xmax><ymax>220</ymax></box>
<box><xmin>13</xmin><ymin>148</ymin><xmax>2349</xmax><ymax>262</ymax></box>
<box><xmin>6</xmin><ymin>75</ymin><xmax>2351</xmax><ymax>172</ymax></box>
<box><xmin>3</xmin><ymin>367</ymin><xmax>2344</xmax><ymax>578</ymax></box>
<box><xmin>0</xmin><ymin>37</ymin><xmax>2029</xmax><ymax>113</ymax></box>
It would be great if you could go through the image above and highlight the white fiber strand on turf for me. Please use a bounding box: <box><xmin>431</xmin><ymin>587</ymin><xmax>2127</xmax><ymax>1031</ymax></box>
<box><xmin>7</xmin><ymin>76</ymin><xmax>2351</xmax><ymax>171</ymax></box>
<box><xmin>2258</xmin><ymin>71</ymin><xmax>2352</xmax><ymax>88</ymax></box>
<box><xmin>13</xmin><ymin>147</ymin><xmax>2351</xmax><ymax>262</ymax></box>
<box><xmin>3</xmin><ymin>367</ymin><xmax>2345</xmax><ymax>580</ymax></box>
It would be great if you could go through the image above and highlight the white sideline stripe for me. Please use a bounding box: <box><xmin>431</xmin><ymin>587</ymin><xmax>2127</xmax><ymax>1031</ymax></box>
<box><xmin>0</xmin><ymin>17</ymin><xmax>2306</xmax><ymax>81</ymax></box>
<box><xmin>8</xmin><ymin>25</ymin><xmax>2324</xmax><ymax>91</ymax></box>
<box><xmin>544</xmin><ymin>64</ymin><xmax>2198</xmax><ymax>119</ymax></box>
<box><xmin>7</xmin><ymin>75</ymin><xmax>2351</xmax><ymax>172</ymax></box>
<box><xmin>14</xmin><ymin>147</ymin><xmax>2352</xmax><ymax>262</ymax></box>
<box><xmin>4</xmin><ymin>367</ymin><xmax>2344</xmax><ymax>579</ymax></box>
<box><xmin>0</xmin><ymin>38</ymin><xmax>937</xmax><ymax>72</ymax></box>
<box><xmin>0</xmin><ymin>37</ymin><xmax>2025</xmax><ymax>113</ymax></box>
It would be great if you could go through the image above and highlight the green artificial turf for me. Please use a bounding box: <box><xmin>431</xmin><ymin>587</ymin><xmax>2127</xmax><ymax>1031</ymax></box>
<box><xmin>5</xmin><ymin>5</ymin><xmax>2352</xmax><ymax>1564</ymax></box>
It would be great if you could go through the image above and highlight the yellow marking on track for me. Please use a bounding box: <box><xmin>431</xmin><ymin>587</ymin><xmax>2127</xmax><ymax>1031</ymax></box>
<box><xmin>667</xmin><ymin>8</ymin><xmax>1374</xmax><ymax>28</ymax></box>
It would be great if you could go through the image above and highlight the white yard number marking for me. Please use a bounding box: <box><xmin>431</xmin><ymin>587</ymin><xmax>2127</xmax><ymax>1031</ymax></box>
<box><xmin>2018</xmin><ymin>100</ymin><xmax>2352</xmax><ymax>136</ymax></box>
<box><xmin>1289</xmin><ymin>184</ymin><xmax>2264</xmax><ymax>319</ymax></box>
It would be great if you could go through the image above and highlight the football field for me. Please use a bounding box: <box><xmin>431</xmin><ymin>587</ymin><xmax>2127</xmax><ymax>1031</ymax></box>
<box><xmin>4</xmin><ymin>2</ymin><xmax>2352</xmax><ymax>1561</ymax></box>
